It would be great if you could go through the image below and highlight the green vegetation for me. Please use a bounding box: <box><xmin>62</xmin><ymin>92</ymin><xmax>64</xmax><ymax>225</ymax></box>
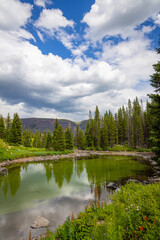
<box><xmin>0</xmin><ymin>139</ymin><xmax>73</xmax><ymax>162</ymax></box>
<box><xmin>149</xmin><ymin>40</ymin><xmax>160</xmax><ymax>161</ymax></box>
<box><xmin>43</xmin><ymin>182</ymin><xmax>160</xmax><ymax>240</ymax></box>
<box><xmin>107</xmin><ymin>144</ymin><xmax>152</xmax><ymax>152</ymax></box>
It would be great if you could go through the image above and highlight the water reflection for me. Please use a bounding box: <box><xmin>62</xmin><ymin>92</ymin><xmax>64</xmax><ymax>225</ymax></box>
<box><xmin>0</xmin><ymin>156</ymin><xmax>153</xmax><ymax>240</ymax></box>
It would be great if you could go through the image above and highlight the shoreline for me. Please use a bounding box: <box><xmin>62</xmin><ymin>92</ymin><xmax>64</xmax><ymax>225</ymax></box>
<box><xmin>0</xmin><ymin>150</ymin><xmax>156</xmax><ymax>168</ymax></box>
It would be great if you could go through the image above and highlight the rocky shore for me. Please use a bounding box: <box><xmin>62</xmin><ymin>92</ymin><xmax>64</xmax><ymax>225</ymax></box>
<box><xmin>0</xmin><ymin>149</ymin><xmax>156</xmax><ymax>168</ymax></box>
<box><xmin>0</xmin><ymin>149</ymin><xmax>159</xmax><ymax>181</ymax></box>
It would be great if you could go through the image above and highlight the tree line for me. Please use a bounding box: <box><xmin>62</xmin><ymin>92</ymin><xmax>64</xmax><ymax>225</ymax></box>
<box><xmin>0</xmin><ymin>97</ymin><xmax>153</xmax><ymax>151</ymax></box>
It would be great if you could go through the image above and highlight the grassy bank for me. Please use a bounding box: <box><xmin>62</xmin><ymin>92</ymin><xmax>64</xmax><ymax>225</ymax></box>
<box><xmin>43</xmin><ymin>182</ymin><xmax>160</xmax><ymax>240</ymax></box>
<box><xmin>0</xmin><ymin>139</ymin><xmax>73</xmax><ymax>162</ymax></box>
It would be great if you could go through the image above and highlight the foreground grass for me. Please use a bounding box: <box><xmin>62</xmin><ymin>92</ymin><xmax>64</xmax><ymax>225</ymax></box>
<box><xmin>43</xmin><ymin>182</ymin><xmax>160</xmax><ymax>240</ymax></box>
<box><xmin>0</xmin><ymin>139</ymin><xmax>73</xmax><ymax>162</ymax></box>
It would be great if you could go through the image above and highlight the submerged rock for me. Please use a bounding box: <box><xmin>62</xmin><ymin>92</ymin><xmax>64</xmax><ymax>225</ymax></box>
<box><xmin>0</xmin><ymin>167</ymin><xmax>8</xmax><ymax>176</ymax></box>
<box><xmin>31</xmin><ymin>216</ymin><xmax>50</xmax><ymax>229</ymax></box>
<box><xmin>107</xmin><ymin>182</ymin><xmax>117</xmax><ymax>190</ymax></box>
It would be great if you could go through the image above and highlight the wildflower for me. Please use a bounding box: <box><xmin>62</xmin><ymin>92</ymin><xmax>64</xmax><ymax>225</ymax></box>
<box><xmin>139</xmin><ymin>227</ymin><xmax>144</xmax><ymax>231</ymax></box>
<box><xmin>71</xmin><ymin>211</ymin><xmax>74</xmax><ymax>221</ymax></box>
<box><xmin>134</xmin><ymin>231</ymin><xmax>137</xmax><ymax>237</ymax></box>
<box><xmin>143</xmin><ymin>217</ymin><xmax>148</xmax><ymax>221</ymax></box>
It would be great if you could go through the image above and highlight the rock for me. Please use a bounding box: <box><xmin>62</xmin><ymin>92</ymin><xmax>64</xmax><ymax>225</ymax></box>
<box><xmin>142</xmin><ymin>180</ymin><xmax>150</xmax><ymax>185</ymax></box>
<box><xmin>107</xmin><ymin>182</ymin><xmax>117</xmax><ymax>190</ymax></box>
<box><xmin>31</xmin><ymin>216</ymin><xmax>50</xmax><ymax>229</ymax></box>
<box><xmin>0</xmin><ymin>167</ymin><xmax>8</xmax><ymax>176</ymax></box>
<box><xmin>127</xmin><ymin>179</ymin><xmax>139</xmax><ymax>183</ymax></box>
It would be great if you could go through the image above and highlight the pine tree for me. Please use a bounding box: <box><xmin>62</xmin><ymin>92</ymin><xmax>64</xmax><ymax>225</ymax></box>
<box><xmin>0</xmin><ymin>115</ymin><xmax>5</xmax><ymax>139</ymax></box>
<box><xmin>46</xmin><ymin>131</ymin><xmax>52</xmax><ymax>150</ymax></box>
<box><xmin>10</xmin><ymin>113</ymin><xmax>22</xmax><ymax>145</ymax></box>
<box><xmin>126</xmin><ymin>99</ymin><xmax>133</xmax><ymax>147</ymax></box>
<box><xmin>100</xmin><ymin>119</ymin><xmax>108</xmax><ymax>150</ymax></box>
<box><xmin>57</xmin><ymin>125</ymin><xmax>66</xmax><ymax>151</ymax></box>
<box><xmin>5</xmin><ymin>113</ymin><xmax>11</xmax><ymax>143</ymax></box>
<box><xmin>75</xmin><ymin>125</ymin><xmax>85</xmax><ymax>150</ymax></box>
<box><xmin>23</xmin><ymin>129</ymin><xmax>32</xmax><ymax>147</ymax></box>
<box><xmin>148</xmin><ymin>39</ymin><xmax>160</xmax><ymax>158</ymax></box>
<box><xmin>53</xmin><ymin>119</ymin><xmax>59</xmax><ymax>151</ymax></box>
<box><xmin>42</xmin><ymin>131</ymin><xmax>47</xmax><ymax>148</ymax></box>
<box><xmin>85</xmin><ymin>120</ymin><xmax>94</xmax><ymax>148</ymax></box>
<box><xmin>93</xmin><ymin>106</ymin><xmax>100</xmax><ymax>149</ymax></box>
<box><xmin>132</xmin><ymin>98</ymin><xmax>144</xmax><ymax>148</ymax></box>
<box><xmin>65</xmin><ymin>126</ymin><xmax>74</xmax><ymax>150</ymax></box>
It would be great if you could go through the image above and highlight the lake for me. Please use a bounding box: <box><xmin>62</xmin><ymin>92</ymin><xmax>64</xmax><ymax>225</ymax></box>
<box><xmin>0</xmin><ymin>155</ymin><xmax>153</xmax><ymax>240</ymax></box>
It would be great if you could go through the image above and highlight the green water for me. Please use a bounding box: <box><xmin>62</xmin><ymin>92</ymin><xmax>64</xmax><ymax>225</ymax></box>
<box><xmin>0</xmin><ymin>156</ymin><xmax>153</xmax><ymax>240</ymax></box>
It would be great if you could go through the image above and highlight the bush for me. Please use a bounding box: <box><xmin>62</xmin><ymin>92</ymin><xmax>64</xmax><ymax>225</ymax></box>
<box><xmin>43</xmin><ymin>182</ymin><xmax>160</xmax><ymax>240</ymax></box>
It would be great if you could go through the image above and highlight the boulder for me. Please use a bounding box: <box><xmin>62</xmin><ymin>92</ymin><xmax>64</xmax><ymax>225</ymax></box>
<box><xmin>142</xmin><ymin>180</ymin><xmax>150</xmax><ymax>185</ymax></box>
<box><xmin>31</xmin><ymin>216</ymin><xmax>50</xmax><ymax>229</ymax></box>
<box><xmin>127</xmin><ymin>179</ymin><xmax>139</xmax><ymax>183</ymax></box>
<box><xmin>0</xmin><ymin>167</ymin><xmax>8</xmax><ymax>176</ymax></box>
<box><xmin>107</xmin><ymin>182</ymin><xmax>117</xmax><ymax>190</ymax></box>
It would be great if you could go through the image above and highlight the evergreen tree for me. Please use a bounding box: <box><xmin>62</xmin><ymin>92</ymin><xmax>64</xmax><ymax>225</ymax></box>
<box><xmin>126</xmin><ymin>99</ymin><xmax>133</xmax><ymax>147</ymax></box>
<box><xmin>22</xmin><ymin>129</ymin><xmax>32</xmax><ymax>147</ymax></box>
<box><xmin>85</xmin><ymin>111</ymin><xmax>94</xmax><ymax>149</ymax></box>
<box><xmin>75</xmin><ymin>125</ymin><xmax>85</xmax><ymax>150</ymax></box>
<box><xmin>10</xmin><ymin>113</ymin><xmax>22</xmax><ymax>144</ymax></box>
<box><xmin>105</xmin><ymin>111</ymin><xmax>117</xmax><ymax>147</ymax></box>
<box><xmin>5</xmin><ymin>113</ymin><xmax>11</xmax><ymax>143</ymax></box>
<box><xmin>57</xmin><ymin>125</ymin><xmax>66</xmax><ymax>151</ymax></box>
<box><xmin>93</xmin><ymin>106</ymin><xmax>101</xmax><ymax>149</ymax></box>
<box><xmin>148</xmin><ymin>39</ymin><xmax>160</xmax><ymax>158</ymax></box>
<box><xmin>65</xmin><ymin>126</ymin><xmax>74</xmax><ymax>150</ymax></box>
<box><xmin>46</xmin><ymin>131</ymin><xmax>52</xmax><ymax>150</ymax></box>
<box><xmin>100</xmin><ymin>119</ymin><xmax>108</xmax><ymax>150</ymax></box>
<box><xmin>0</xmin><ymin>115</ymin><xmax>5</xmax><ymax>139</ymax></box>
<box><xmin>53</xmin><ymin>119</ymin><xmax>59</xmax><ymax>151</ymax></box>
<box><xmin>42</xmin><ymin>131</ymin><xmax>47</xmax><ymax>148</ymax></box>
<box><xmin>132</xmin><ymin>98</ymin><xmax>144</xmax><ymax>148</ymax></box>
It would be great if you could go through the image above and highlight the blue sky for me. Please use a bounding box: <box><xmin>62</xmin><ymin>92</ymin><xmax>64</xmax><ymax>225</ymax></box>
<box><xmin>0</xmin><ymin>0</ymin><xmax>160</xmax><ymax>121</ymax></box>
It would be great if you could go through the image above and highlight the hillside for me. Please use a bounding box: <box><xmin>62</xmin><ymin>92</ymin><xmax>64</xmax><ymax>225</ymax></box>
<box><xmin>21</xmin><ymin>118</ymin><xmax>88</xmax><ymax>133</ymax></box>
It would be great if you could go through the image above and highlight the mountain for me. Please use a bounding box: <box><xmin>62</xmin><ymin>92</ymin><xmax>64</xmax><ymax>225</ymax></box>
<box><xmin>21</xmin><ymin>118</ymin><xmax>88</xmax><ymax>133</ymax></box>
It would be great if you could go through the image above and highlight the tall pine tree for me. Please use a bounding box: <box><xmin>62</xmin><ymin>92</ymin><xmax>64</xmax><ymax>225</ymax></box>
<box><xmin>0</xmin><ymin>115</ymin><xmax>5</xmax><ymax>140</ymax></box>
<box><xmin>10</xmin><ymin>113</ymin><xmax>22</xmax><ymax>145</ymax></box>
<box><xmin>149</xmin><ymin>39</ymin><xmax>160</xmax><ymax>159</ymax></box>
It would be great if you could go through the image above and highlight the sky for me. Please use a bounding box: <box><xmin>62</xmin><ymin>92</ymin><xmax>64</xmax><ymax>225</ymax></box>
<box><xmin>0</xmin><ymin>0</ymin><xmax>160</xmax><ymax>121</ymax></box>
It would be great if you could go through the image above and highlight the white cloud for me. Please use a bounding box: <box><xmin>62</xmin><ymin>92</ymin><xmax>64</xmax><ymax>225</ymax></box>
<box><xmin>0</xmin><ymin>0</ymin><xmax>32</xmax><ymax>31</ymax></box>
<box><xmin>155</xmin><ymin>14</ymin><xmax>160</xmax><ymax>25</ymax></box>
<box><xmin>11</xmin><ymin>28</ymin><xmax>36</xmax><ymax>41</ymax></box>
<box><xmin>37</xmin><ymin>30</ymin><xmax>44</xmax><ymax>42</ymax></box>
<box><xmin>102</xmin><ymin>35</ymin><xmax>158</xmax><ymax>87</ymax></box>
<box><xmin>35</xmin><ymin>8</ymin><xmax>74</xmax><ymax>35</ymax></box>
<box><xmin>34</xmin><ymin>0</ymin><xmax>52</xmax><ymax>8</ymax></box>
<box><xmin>82</xmin><ymin>0</ymin><xmax>160</xmax><ymax>40</ymax></box>
<box><xmin>0</xmin><ymin>1</ymin><xmax>159</xmax><ymax>121</ymax></box>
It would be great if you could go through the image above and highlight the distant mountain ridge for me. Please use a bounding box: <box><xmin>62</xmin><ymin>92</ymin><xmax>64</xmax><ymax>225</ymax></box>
<box><xmin>21</xmin><ymin>118</ymin><xmax>88</xmax><ymax>133</ymax></box>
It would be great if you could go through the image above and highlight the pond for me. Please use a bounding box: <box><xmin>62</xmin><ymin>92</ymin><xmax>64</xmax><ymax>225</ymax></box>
<box><xmin>0</xmin><ymin>155</ymin><xmax>153</xmax><ymax>240</ymax></box>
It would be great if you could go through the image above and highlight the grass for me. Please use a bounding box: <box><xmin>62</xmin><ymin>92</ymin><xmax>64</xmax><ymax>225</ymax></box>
<box><xmin>42</xmin><ymin>182</ymin><xmax>160</xmax><ymax>240</ymax></box>
<box><xmin>108</xmin><ymin>145</ymin><xmax>152</xmax><ymax>152</ymax></box>
<box><xmin>0</xmin><ymin>139</ymin><xmax>73</xmax><ymax>162</ymax></box>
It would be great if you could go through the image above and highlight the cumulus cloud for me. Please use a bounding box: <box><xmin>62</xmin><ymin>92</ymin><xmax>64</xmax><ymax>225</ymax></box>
<box><xmin>102</xmin><ymin>35</ymin><xmax>158</xmax><ymax>86</ymax></box>
<box><xmin>82</xmin><ymin>0</ymin><xmax>160</xmax><ymax>40</ymax></box>
<box><xmin>0</xmin><ymin>27</ymin><xmax>157</xmax><ymax>121</ymax></box>
<box><xmin>155</xmin><ymin>14</ymin><xmax>160</xmax><ymax>25</ymax></box>
<box><xmin>35</xmin><ymin>8</ymin><xmax>74</xmax><ymax>35</ymax></box>
<box><xmin>0</xmin><ymin>0</ymin><xmax>159</xmax><ymax>121</ymax></box>
<box><xmin>0</xmin><ymin>0</ymin><xmax>32</xmax><ymax>31</ymax></box>
<box><xmin>34</xmin><ymin>0</ymin><xmax>52</xmax><ymax>8</ymax></box>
